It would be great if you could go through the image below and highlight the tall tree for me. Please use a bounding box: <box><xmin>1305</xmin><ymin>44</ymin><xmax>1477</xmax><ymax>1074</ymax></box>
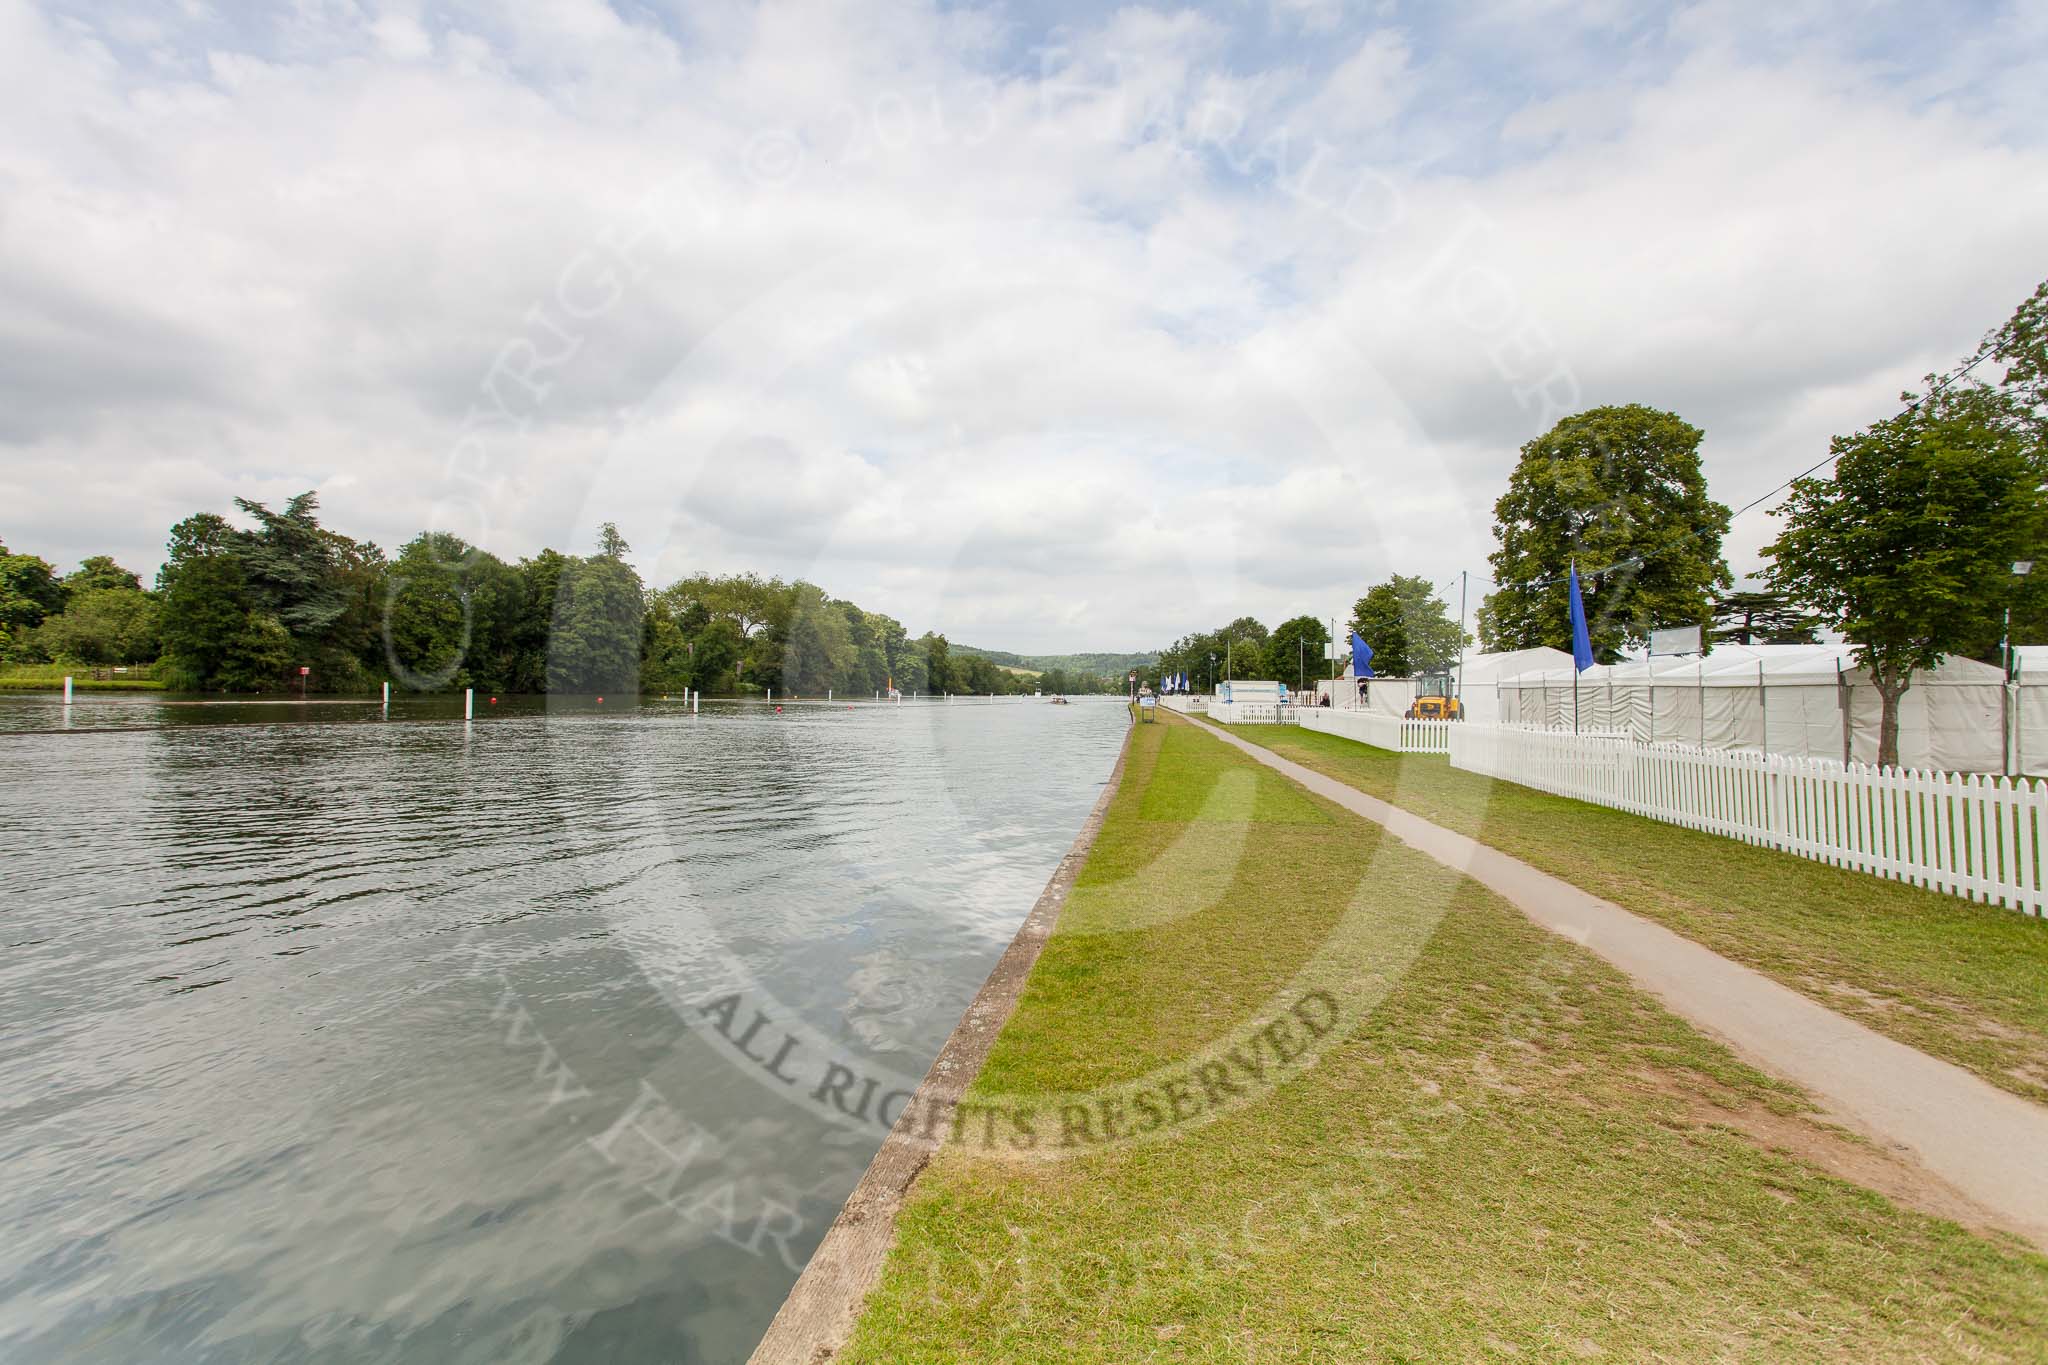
<box><xmin>1984</xmin><ymin>275</ymin><xmax>2047</xmax><ymax>444</ymax></box>
<box><xmin>0</xmin><ymin>541</ymin><xmax>66</xmax><ymax>636</ymax></box>
<box><xmin>1220</xmin><ymin>616</ymin><xmax>1268</xmax><ymax>680</ymax></box>
<box><xmin>157</xmin><ymin>514</ymin><xmax>237</xmax><ymax>589</ymax></box>
<box><xmin>1766</xmin><ymin>385</ymin><xmax>2038</xmax><ymax>766</ymax></box>
<box><xmin>781</xmin><ymin>582</ymin><xmax>854</xmax><ymax>695</ymax></box>
<box><xmin>233</xmin><ymin>493</ymin><xmax>346</xmax><ymax>645</ymax></box>
<box><xmin>547</xmin><ymin>549</ymin><xmax>644</xmax><ymax>694</ymax></box>
<box><xmin>1266</xmin><ymin>615</ymin><xmax>1332</xmax><ymax>690</ymax></box>
<box><xmin>158</xmin><ymin>552</ymin><xmax>266</xmax><ymax>689</ymax></box>
<box><xmin>1480</xmin><ymin>405</ymin><xmax>1731</xmax><ymax>659</ymax></box>
<box><xmin>1970</xmin><ymin>276</ymin><xmax>2048</xmax><ymax>657</ymax></box>
<box><xmin>1709</xmin><ymin>588</ymin><xmax>1822</xmax><ymax>646</ymax></box>
<box><xmin>922</xmin><ymin>632</ymin><xmax>957</xmax><ymax>694</ymax></box>
<box><xmin>382</xmin><ymin>533</ymin><xmax>516</xmax><ymax>691</ymax></box>
<box><xmin>1351</xmin><ymin>576</ymin><xmax>1466</xmax><ymax>677</ymax></box>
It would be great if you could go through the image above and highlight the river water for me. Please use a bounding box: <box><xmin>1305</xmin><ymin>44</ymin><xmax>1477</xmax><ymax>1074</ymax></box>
<box><xmin>0</xmin><ymin>694</ymin><xmax>1128</xmax><ymax>1363</ymax></box>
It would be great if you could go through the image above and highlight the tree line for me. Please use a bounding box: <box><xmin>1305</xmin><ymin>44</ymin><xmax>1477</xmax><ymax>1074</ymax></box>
<box><xmin>1144</xmin><ymin>274</ymin><xmax>2048</xmax><ymax>765</ymax></box>
<box><xmin>0</xmin><ymin>507</ymin><xmax>1121</xmax><ymax>698</ymax></box>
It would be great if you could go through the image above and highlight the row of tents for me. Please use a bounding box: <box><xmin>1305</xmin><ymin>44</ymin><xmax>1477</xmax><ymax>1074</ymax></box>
<box><xmin>1317</xmin><ymin>643</ymin><xmax>2035</xmax><ymax>774</ymax></box>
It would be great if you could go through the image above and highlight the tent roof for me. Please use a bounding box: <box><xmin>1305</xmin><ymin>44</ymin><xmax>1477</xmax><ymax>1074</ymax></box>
<box><xmin>1496</xmin><ymin>643</ymin><xmax>2004</xmax><ymax>687</ymax></box>
<box><xmin>1457</xmin><ymin>647</ymin><xmax>1576</xmax><ymax>685</ymax></box>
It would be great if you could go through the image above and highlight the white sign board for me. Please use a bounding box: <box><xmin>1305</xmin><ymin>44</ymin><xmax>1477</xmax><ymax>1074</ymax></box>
<box><xmin>1649</xmin><ymin>624</ymin><xmax>1702</xmax><ymax>657</ymax></box>
<box><xmin>1323</xmin><ymin>643</ymin><xmax>1345</xmax><ymax>661</ymax></box>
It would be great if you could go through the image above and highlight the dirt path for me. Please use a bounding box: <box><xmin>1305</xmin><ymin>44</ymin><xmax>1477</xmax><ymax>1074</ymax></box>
<box><xmin>1192</xmin><ymin>717</ymin><xmax>2048</xmax><ymax>1253</ymax></box>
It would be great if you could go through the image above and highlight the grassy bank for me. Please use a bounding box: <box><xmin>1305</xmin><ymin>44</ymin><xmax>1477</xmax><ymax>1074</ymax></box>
<box><xmin>1222</xmin><ymin>723</ymin><xmax>2048</xmax><ymax>1109</ymax></box>
<box><xmin>0</xmin><ymin>664</ymin><xmax>165</xmax><ymax>691</ymax></box>
<box><xmin>839</xmin><ymin>715</ymin><xmax>2048</xmax><ymax>1362</ymax></box>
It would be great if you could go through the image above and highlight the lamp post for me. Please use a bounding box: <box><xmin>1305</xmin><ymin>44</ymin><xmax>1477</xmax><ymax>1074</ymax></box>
<box><xmin>1208</xmin><ymin>652</ymin><xmax>1216</xmax><ymax>694</ymax></box>
<box><xmin>2006</xmin><ymin>560</ymin><xmax>2034</xmax><ymax>681</ymax></box>
<box><xmin>2005</xmin><ymin>560</ymin><xmax>2033</xmax><ymax>776</ymax></box>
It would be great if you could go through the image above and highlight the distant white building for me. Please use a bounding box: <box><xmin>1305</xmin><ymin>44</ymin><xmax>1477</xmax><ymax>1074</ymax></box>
<box><xmin>1215</xmin><ymin>679</ymin><xmax>1288</xmax><ymax>704</ymax></box>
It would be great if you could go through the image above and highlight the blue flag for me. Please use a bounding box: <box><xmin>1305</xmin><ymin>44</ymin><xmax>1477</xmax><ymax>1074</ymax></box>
<box><xmin>1568</xmin><ymin>562</ymin><xmax>1594</xmax><ymax>672</ymax></box>
<box><xmin>1351</xmin><ymin>631</ymin><xmax>1376</xmax><ymax>679</ymax></box>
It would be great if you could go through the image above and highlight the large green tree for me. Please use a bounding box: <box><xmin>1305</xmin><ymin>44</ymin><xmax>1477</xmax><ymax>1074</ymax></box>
<box><xmin>1985</xmin><ymin>275</ymin><xmax>2047</xmax><ymax>444</ymax></box>
<box><xmin>1266</xmin><ymin>615</ymin><xmax>1332</xmax><ymax>690</ymax></box>
<box><xmin>781</xmin><ymin>581</ymin><xmax>854</xmax><ymax>695</ymax></box>
<box><xmin>233</xmin><ymin>494</ymin><xmax>347</xmax><ymax>645</ymax></box>
<box><xmin>157</xmin><ymin>549</ymin><xmax>283</xmax><ymax>691</ymax></box>
<box><xmin>382</xmin><ymin>533</ymin><xmax>520</xmax><ymax>691</ymax></box>
<box><xmin>1480</xmin><ymin>405</ymin><xmax>1731</xmax><ymax>660</ymax></box>
<box><xmin>1766</xmin><ymin>385</ymin><xmax>2038</xmax><ymax>766</ymax></box>
<box><xmin>0</xmin><ymin>542</ymin><xmax>66</xmax><ymax>654</ymax></box>
<box><xmin>1351</xmin><ymin>576</ymin><xmax>1466</xmax><ymax>677</ymax></box>
<box><xmin>1961</xmin><ymin>276</ymin><xmax>2048</xmax><ymax>658</ymax></box>
<box><xmin>547</xmin><ymin>529</ymin><xmax>644</xmax><ymax>694</ymax></box>
<box><xmin>157</xmin><ymin>515</ymin><xmax>263</xmax><ymax>689</ymax></box>
<box><xmin>1220</xmin><ymin>616</ymin><xmax>1269</xmax><ymax>680</ymax></box>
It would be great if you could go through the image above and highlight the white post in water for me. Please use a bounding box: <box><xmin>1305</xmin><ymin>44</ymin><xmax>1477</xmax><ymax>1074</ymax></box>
<box><xmin>767</xmin><ymin>687</ymin><xmax>773</xmax><ymax>704</ymax></box>
<box><xmin>382</xmin><ymin>680</ymin><xmax>390</xmax><ymax>712</ymax></box>
<box><xmin>692</xmin><ymin>691</ymin><xmax>699</xmax><ymax>715</ymax></box>
<box><xmin>465</xmin><ymin>688</ymin><xmax>473</xmax><ymax>720</ymax></box>
<box><xmin>63</xmin><ymin>674</ymin><xmax>73</xmax><ymax>704</ymax></box>
<box><xmin>827</xmin><ymin>688</ymin><xmax>832</xmax><ymax>701</ymax></box>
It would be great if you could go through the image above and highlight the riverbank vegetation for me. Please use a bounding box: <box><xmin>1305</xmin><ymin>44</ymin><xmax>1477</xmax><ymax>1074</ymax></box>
<box><xmin>842</xmin><ymin>715</ymin><xmax>2048</xmax><ymax>1361</ymax></box>
<box><xmin>1224</xmin><ymin>724</ymin><xmax>2048</xmax><ymax>1108</ymax></box>
<box><xmin>0</xmin><ymin>508</ymin><xmax>1125</xmax><ymax>698</ymax></box>
<box><xmin>0</xmin><ymin>662</ymin><xmax>165</xmax><ymax>691</ymax></box>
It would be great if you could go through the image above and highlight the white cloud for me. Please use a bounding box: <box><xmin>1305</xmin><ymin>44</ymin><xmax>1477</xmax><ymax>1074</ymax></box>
<box><xmin>1</xmin><ymin>0</ymin><xmax>2044</xmax><ymax>649</ymax></box>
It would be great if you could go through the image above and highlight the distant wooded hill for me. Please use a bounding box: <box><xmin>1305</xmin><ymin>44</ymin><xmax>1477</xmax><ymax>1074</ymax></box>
<box><xmin>953</xmin><ymin>646</ymin><xmax>1159</xmax><ymax>677</ymax></box>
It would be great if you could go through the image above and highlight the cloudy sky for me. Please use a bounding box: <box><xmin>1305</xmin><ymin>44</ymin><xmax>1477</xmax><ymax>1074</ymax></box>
<box><xmin>3</xmin><ymin>0</ymin><xmax>2044</xmax><ymax>652</ymax></box>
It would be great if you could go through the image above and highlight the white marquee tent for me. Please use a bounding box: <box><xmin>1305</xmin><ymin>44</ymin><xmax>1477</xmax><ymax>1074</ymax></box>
<box><xmin>1491</xmin><ymin>644</ymin><xmax>2004</xmax><ymax>771</ymax></box>
<box><xmin>1313</xmin><ymin>647</ymin><xmax>1577</xmax><ymax>721</ymax></box>
<box><xmin>1455</xmin><ymin>647</ymin><xmax>1576</xmax><ymax>728</ymax></box>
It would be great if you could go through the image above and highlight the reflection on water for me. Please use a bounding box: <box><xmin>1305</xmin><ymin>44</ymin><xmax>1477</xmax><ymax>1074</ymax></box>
<box><xmin>0</xmin><ymin>697</ymin><xmax>1127</xmax><ymax>1362</ymax></box>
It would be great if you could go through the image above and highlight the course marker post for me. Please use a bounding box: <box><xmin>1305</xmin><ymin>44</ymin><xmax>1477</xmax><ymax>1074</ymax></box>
<box><xmin>63</xmin><ymin>675</ymin><xmax>73</xmax><ymax>705</ymax></box>
<box><xmin>465</xmin><ymin>688</ymin><xmax>473</xmax><ymax>721</ymax></box>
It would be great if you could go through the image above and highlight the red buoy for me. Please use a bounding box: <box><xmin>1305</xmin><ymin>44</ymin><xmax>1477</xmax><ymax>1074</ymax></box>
<box><xmin>596</xmin><ymin>696</ymin><xmax>604</xmax><ymax>704</ymax></box>
<box><xmin>490</xmin><ymin>697</ymin><xmax>498</xmax><ymax>704</ymax></box>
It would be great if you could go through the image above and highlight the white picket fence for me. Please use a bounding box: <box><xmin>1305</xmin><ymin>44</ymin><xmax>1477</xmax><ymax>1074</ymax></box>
<box><xmin>1450</xmin><ymin>724</ymin><xmax>2048</xmax><ymax>915</ymax></box>
<box><xmin>1207</xmin><ymin>700</ymin><xmax>1297</xmax><ymax>725</ymax></box>
<box><xmin>1298</xmin><ymin>707</ymin><xmax>1456</xmax><ymax>754</ymax></box>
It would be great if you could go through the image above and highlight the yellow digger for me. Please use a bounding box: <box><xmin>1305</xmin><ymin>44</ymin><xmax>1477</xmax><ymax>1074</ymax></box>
<box><xmin>1404</xmin><ymin>674</ymin><xmax>1465</xmax><ymax>721</ymax></box>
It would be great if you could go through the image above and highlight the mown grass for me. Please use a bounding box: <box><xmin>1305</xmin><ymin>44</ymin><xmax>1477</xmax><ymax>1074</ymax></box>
<box><xmin>1224</xmin><ymin>724</ymin><xmax>2048</xmax><ymax>1108</ymax></box>
<box><xmin>0</xmin><ymin>663</ymin><xmax>166</xmax><ymax>691</ymax></box>
<box><xmin>839</xmin><ymin>716</ymin><xmax>2048</xmax><ymax>1363</ymax></box>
